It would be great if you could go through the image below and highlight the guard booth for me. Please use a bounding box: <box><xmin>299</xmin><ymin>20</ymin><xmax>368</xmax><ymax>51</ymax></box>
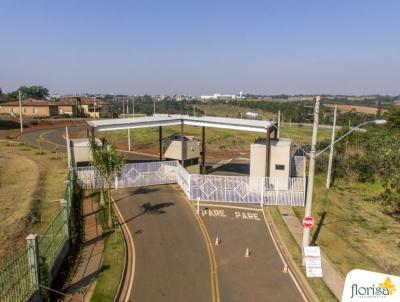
<box><xmin>163</xmin><ymin>134</ymin><xmax>200</xmax><ymax>174</ymax></box>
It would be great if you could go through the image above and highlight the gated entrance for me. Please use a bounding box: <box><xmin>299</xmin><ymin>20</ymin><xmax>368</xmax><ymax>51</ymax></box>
<box><xmin>75</xmin><ymin>161</ymin><xmax>306</xmax><ymax>206</ymax></box>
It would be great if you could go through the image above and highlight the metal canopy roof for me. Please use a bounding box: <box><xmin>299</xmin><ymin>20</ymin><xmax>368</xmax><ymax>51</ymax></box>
<box><xmin>87</xmin><ymin>115</ymin><xmax>276</xmax><ymax>133</ymax></box>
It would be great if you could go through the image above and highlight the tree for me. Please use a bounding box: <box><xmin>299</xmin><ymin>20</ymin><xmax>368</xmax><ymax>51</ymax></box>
<box><xmin>8</xmin><ymin>85</ymin><xmax>49</xmax><ymax>99</ymax></box>
<box><xmin>37</xmin><ymin>137</ymin><xmax>45</xmax><ymax>155</ymax></box>
<box><xmin>385</xmin><ymin>107</ymin><xmax>400</xmax><ymax>129</ymax></box>
<box><xmin>90</xmin><ymin>139</ymin><xmax>124</xmax><ymax>228</ymax></box>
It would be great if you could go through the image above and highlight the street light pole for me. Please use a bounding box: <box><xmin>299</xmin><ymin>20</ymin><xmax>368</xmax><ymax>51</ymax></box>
<box><xmin>326</xmin><ymin>105</ymin><xmax>337</xmax><ymax>189</ymax></box>
<box><xmin>302</xmin><ymin>96</ymin><xmax>320</xmax><ymax>258</ymax></box>
<box><xmin>18</xmin><ymin>91</ymin><xmax>23</xmax><ymax>133</ymax></box>
<box><xmin>277</xmin><ymin>110</ymin><xmax>281</xmax><ymax>138</ymax></box>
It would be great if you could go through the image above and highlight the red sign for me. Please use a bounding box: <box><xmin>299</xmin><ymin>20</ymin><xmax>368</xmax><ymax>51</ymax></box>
<box><xmin>303</xmin><ymin>216</ymin><xmax>314</xmax><ymax>229</ymax></box>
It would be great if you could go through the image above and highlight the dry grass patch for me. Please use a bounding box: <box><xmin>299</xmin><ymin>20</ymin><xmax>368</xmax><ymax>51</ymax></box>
<box><xmin>293</xmin><ymin>175</ymin><xmax>400</xmax><ymax>276</ymax></box>
<box><xmin>0</xmin><ymin>142</ymin><xmax>67</xmax><ymax>265</ymax></box>
<box><xmin>325</xmin><ymin>104</ymin><xmax>381</xmax><ymax>115</ymax></box>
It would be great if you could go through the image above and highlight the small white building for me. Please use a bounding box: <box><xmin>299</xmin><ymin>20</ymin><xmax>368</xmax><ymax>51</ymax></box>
<box><xmin>70</xmin><ymin>138</ymin><xmax>101</xmax><ymax>166</ymax></box>
<box><xmin>250</xmin><ymin>138</ymin><xmax>293</xmax><ymax>189</ymax></box>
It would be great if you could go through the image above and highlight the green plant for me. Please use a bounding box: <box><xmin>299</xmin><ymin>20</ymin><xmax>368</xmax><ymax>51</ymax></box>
<box><xmin>89</xmin><ymin>139</ymin><xmax>124</xmax><ymax>228</ymax></box>
<box><xmin>37</xmin><ymin>137</ymin><xmax>45</xmax><ymax>155</ymax></box>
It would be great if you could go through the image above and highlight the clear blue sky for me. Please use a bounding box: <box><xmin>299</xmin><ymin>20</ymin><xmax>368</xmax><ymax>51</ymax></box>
<box><xmin>0</xmin><ymin>0</ymin><xmax>399</xmax><ymax>95</ymax></box>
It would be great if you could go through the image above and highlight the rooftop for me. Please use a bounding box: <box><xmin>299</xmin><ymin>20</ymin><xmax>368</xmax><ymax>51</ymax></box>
<box><xmin>87</xmin><ymin>115</ymin><xmax>276</xmax><ymax>133</ymax></box>
<box><xmin>0</xmin><ymin>99</ymin><xmax>57</xmax><ymax>106</ymax></box>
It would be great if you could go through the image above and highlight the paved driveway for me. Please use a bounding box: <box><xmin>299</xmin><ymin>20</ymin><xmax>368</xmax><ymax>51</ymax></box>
<box><xmin>200</xmin><ymin>203</ymin><xmax>304</xmax><ymax>302</ymax></box>
<box><xmin>113</xmin><ymin>185</ymin><xmax>212</xmax><ymax>302</ymax></box>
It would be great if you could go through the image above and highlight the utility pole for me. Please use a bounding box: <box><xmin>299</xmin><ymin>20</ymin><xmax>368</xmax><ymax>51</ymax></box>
<box><xmin>132</xmin><ymin>99</ymin><xmax>135</xmax><ymax>117</ymax></box>
<box><xmin>94</xmin><ymin>97</ymin><xmax>97</xmax><ymax>120</ymax></box>
<box><xmin>153</xmin><ymin>100</ymin><xmax>156</xmax><ymax>116</ymax></box>
<box><xmin>193</xmin><ymin>105</ymin><xmax>196</xmax><ymax>117</ymax></box>
<box><xmin>326</xmin><ymin>105</ymin><xmax>337</xmax><ymax>189</ymax></box>
<box><xmin>302</xmin><ymin>96</ymin><xmax>320</xmax><ymax>262</ymax></box>
<box><xmin>126</xmin><ymin>100</ymin><xmax>129</xmax><ymax>115</ymax></box>
<box><xmin>122</xmin><ymin>99</ymin><xmax>125</xmax><ymax>115</ymax></box>
<box><xmin>18</xmin><ymin>91</ymin><xmax>23</xmax><ymax>133</ymax></box>
<box><xmin>277</xmin><ymin>110</ymin><xmax>281</xmax><ymax>138</ymax></box>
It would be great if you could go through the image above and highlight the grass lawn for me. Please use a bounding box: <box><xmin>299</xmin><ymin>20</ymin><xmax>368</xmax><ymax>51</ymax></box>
<box><xmin>0</xmin><ymin>141</ymin><xmax>67</xmax><ymax>266</ymax></box>
<box><xmin>292</xmin><ymin>175</ymin><xmax>400</xmax><ymax>277</ymax></box>
<box><xmin>196</xmin><ymin>103</ymin><xmax>276</xmax><ymax>120</ymax></box>
<box><xmin>89</xmin><ymin>190</ymin><xmax>125</xmax><ymax>301</ymax></box>
<box><xmin>90</xmin><ymin>229</ymin><xmax>125</xmax><ymax>302</ymax></box>
<box><xmin>268</xmin><ymin>206</ymin><xmax>338</xmax><ymax>302</ymax></box>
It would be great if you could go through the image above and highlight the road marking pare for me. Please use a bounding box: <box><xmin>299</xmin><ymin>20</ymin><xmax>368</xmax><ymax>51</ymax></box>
<box><xmin>201</xmin><ymin>209</ymin><xmax>261</xmax><ymax>221</ymax></box>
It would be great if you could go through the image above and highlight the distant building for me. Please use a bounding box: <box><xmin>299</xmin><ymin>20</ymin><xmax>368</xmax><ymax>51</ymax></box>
<box><xmin>200</xmin><ymin>93</ymin><xmax>238</xmax><ymax>100</ymax></box>
<box><xmin>80</xmin><ymin>97</ymin><xmax>112</xmax><ymax>118</ymax></box>
<box><xmin>58</xmin><ymin>98</ymin><xmax>81</xmax><ymax>116</ymax></box>
<box><xmin>0</xmin><ymin>99</ymin><xmax>59</xmax><ymax>117</ymax></box>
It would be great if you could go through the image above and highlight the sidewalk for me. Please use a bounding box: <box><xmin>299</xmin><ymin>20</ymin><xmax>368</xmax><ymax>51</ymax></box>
<box><xmin>278</xmin><ymin>206</ymin><xmax>344</xmax><ymax>300</ymax></box>
<box><xmin>63</xmin><ymin>191</ymin><xmax>104</xmax><ymax>302</ymax></box>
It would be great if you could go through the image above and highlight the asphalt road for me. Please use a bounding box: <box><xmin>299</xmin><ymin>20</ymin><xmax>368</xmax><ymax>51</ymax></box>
<box><xmin>112</xmin><ymin>185</ymin><xmax>213</xmax><ymax>302</ymax></box>
<box><xmin>17</xmin><ymin>127</ymin><xmax>158</xmax><ymax>162</ymax></box>
<box><xmin>113</xmin><ymin>185</ymin><xmax>304</xmax><ymax>302</ymax></box>
<box><xmin>200</xmin><ymin>203</ymin><xmax>304</xmax><ymax>302</ymax></box>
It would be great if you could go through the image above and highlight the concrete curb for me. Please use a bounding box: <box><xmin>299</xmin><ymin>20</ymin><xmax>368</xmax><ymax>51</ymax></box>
<box><xmin>111</xmin><ymin>193</ymin><xmax>136</xmax><ymax>302</ymax></box>
<box><xmin>263</xmin><ymin>207</ymin><xmax>320</xmax><ymax>302</ymax></box>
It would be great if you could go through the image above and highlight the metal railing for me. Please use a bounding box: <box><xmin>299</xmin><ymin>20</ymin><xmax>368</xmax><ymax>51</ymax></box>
<box><xmin>75</xmin><ymin>161</ymin><xmax>306</xmax><ymax>206</ymax></box>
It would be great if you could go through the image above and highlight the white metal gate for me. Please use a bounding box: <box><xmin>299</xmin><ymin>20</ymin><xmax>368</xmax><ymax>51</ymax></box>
<box><xmin>75</xmin><ymin>161</ymin><xmax>306</xmax><ymax>206</ymax></box>
<box><xmin>75</xmin><ymin>161</ymin><xmax>177</xmax><ymax>190</ymax></box>
<box><xmin>116</xmin><ymin>161</ymin><xmax>177</xmax><ymax>188</ymax></box>
<box><xmin>176</xmin><ymin>162</ymin><xmax>191</xmax><ymax>198</ymax></box>
<box><xmin>190</xmin><ymin>174</ymin><xmax>263</xmax><ymax>203</ymax></box>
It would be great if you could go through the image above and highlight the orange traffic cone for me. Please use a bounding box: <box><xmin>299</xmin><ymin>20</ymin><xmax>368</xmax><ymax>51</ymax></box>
<box><xmin>244</xmin><ymin>248</ymin><xmax>251</xmax><ymax>258</ymax></box>
<box><xmin>282</xmin><ymin>264</ymin><xmax>288</xmax><ymax>274</ymax></box>
<box><xmin>215</xmin><ymin>236</ymin><xmax>219</xmax><ymax>246</ymax></box>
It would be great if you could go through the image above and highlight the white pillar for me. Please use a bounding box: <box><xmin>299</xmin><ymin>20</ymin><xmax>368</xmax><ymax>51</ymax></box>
<box><xmin>26</xmin><ymin>234</ymin><xmax>40</xmax><ymax>291</ymax></box>
<box><xmin>66</xmin><ymin>127</ymin><xmax>71</xmax><ymax>168</ymax></box>
<box><xmin>302</xmin><ymin>96</ymin><xmax>320</xmax><ymax>260</ymax></box>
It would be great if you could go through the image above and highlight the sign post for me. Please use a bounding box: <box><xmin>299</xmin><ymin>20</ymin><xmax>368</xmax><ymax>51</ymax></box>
<box><xmin>303</xmin><ymin>216</ymin><xmax>314</xmax><ymax>229</ymax></box>
<box><xmin>304</xmin><ymin>246</ymin><xmax>323</xmax><ymax>277</ymax></box>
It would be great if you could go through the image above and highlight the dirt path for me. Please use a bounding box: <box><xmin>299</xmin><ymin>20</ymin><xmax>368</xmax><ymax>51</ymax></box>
<box><xmin>63</xmin><ymin>191</ymin><xmax>104</xmax><ymax>301</ymax></box>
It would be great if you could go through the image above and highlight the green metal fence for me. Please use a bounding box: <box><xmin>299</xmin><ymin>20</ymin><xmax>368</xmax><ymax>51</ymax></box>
<box><xmin>38</xmin><ymin>209</ymin><xmax>68</xmax><ymax>272</ymax></box>
<box><xmin>0</xmin><ymin>169</ymin><xmax>75</xmax><ymax>302</ymax></box>
<box><xmin>0</xmin><ymin>246</ymin><xmax>35</xmax><ymax>302</ymax></box>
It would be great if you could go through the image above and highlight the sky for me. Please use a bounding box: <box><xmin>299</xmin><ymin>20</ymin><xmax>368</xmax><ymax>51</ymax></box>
<box><xmin>0</xmin><ymin>0</ymin><xmax>399</xmax><ymax>95</ymax></box>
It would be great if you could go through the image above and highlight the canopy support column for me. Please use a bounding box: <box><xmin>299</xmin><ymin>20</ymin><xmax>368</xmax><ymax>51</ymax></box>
<box><xmin>180</xmin><ymin>121</ymin><xmax>184</xmax><ymax>165</ymax></box>
<box><xmin>201</xmin><ymin>126</ymin><xmax>206</xmax><ymax>173</ymax></box>
<box><xmin>265</xmin><ymin>128</ymin><xmax>271</xmax><ymax>177</ymax></box>
<box><xmin>159</xmin><ymin>126</ymin><xmax>163</xmax><ymax>161</ymax></box>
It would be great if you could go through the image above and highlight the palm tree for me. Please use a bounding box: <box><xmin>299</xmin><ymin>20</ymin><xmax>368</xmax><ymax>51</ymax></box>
<box><xmin>90</xmin><ymin>139</ymin><xmax>124</xmax><ymax>228</ymax></box>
